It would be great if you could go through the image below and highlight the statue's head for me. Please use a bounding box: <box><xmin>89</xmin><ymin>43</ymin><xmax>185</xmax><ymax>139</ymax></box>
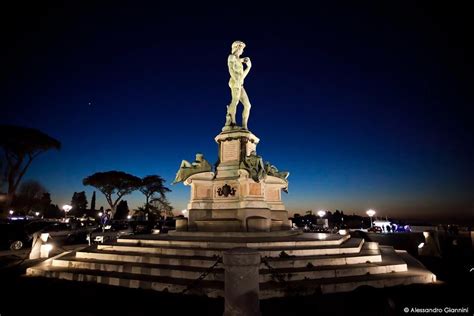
<box><xmin>195</xmin><ymin>153</ymin><xmax>204</xmax><ymax>161</ymax></box>
<box><xmin>231</xmin><ymin>41</ymin><xmax>246</xmax><ymax>55</ymax></box>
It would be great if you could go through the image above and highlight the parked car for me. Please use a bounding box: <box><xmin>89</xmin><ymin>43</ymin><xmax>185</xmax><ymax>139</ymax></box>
<box><xmin>89</xmin><ymin>220</ymin><xmax>134</xmax><ymax>244</ymax></box>
<box><xmin>152</xmin><ymin>218</ymin><xmax>176</xmax><ymax>234</ymax></box>
<box><xmin>42</xmin><ymin>219</ymin><xmax>98</xmax><ymax>244</ymax></box>
<box><xmin>0</xmin><ymin>219</ymin><xmax>56</xmax><ymax>250</ymax></box>
<box><xmin>368</xmin><ymin>226</ymin><xmax>382</xmax><ymax>233</ymax></box>
<box><xmin>130</xmin><ymin>220</ymin><xmax>154</xmax><ymax>235</ymax></box>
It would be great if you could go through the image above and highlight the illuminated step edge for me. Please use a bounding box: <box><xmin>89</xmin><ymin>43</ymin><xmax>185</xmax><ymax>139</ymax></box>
<box><xmin>96</xmin><ymin>238</ymin><xmax>364</xmax><ymax>257</ymax></box>
<box><xmin>116</xmin><ymin>233</ymin><xmax>349</xmax><ymax>248</ymax></box>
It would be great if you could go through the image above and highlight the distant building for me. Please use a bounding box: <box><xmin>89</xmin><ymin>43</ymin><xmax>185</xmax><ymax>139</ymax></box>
<box><xmin>316</xmin><ymin>218</ymin><xmax>328</xmax><ymax>228</ymax></box>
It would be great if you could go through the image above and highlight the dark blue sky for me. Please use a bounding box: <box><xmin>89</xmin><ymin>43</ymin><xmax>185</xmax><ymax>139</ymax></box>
<box><xmin>2</xmin><ymin>3</ymin><xmax>473</xmax><ymax>222</ymax></box>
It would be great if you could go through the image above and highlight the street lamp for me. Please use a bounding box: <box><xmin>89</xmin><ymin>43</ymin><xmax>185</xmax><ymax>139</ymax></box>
<box><xmin>9</xmin><ymin>210</ymin><xmax>14</xmax><ymax>215</ymax></box>
<box><xmin>62</xmin><ymin>204</ymin><xmax>72</xmax><ymax>219</ymax></box>
<box><xmin>35</xmin><ymin>212</ymin><xmax>40</xmax><ymax>217</ymax></box>
<box><xmin>317</xmin><ymin>210</ymin><xmax>326</xmax><ymax>218</ymax></box>
<box><xmin>366</xmin><ymin>209</ymin><xmax>376</xmax><ymax>228</ymax></box>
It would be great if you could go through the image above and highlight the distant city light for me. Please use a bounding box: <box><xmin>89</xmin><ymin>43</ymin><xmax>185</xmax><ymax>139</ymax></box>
<box><xmin>366</xmin><ymin>209</ymin><xmax>376</xmax><ymax>228</ymax></box>
<box><xmin>62</xmin><ymin>204</ymin><xmax>72</xmax><ymax>221</ymax></box>
<box><xmin>98</xmin><ymin>212</ymin><xmax>103</xmax><ymax>217</ymax></box>
<box><xmin>9</xmin><ymin>210</ymin><xmax>14</xmax><ymax>215</ymax></box>
<box><xmin>35</xmin><ymin>212</ymin><xmax>40</xmax><ymax>216</ymax></box>
<box><xmin>127</xmin><ymin>215</ymin><xmax>132</xmax><ymax>219</ymax></box>
<box><xmin>418</xmin><ymin>242</ymin><xmax>425</xmax><ymax>249</ymax></box>
<box><xmin>317</xmin><ymin>210</ymin><xmax>326</xmax><ymax>218</ymax></box>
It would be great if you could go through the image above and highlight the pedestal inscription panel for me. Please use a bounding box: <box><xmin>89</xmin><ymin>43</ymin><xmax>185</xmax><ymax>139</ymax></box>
<box><xmin>222</xmin><ymin>140</ymin><xmax>240</xmax><ymax>162</ymax></box>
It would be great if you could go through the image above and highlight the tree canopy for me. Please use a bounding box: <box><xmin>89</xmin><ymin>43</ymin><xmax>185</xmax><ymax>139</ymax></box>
<box><xmin>12</xmin><ymin>180</ymin><xmax>48</xmax><ymax>214</ymax></box>
<box><xmin>71</xmin><ymin>191</ymin><xmax>88</xmax><ymax>216</ymax></box>
<box><xmin>0</xmin><ymin>125</ymin><xmax>60</xmax><ymax>216</ymax></box>
<box><xmin>150</xmin><ymin>197</ymin><xmax>174</xmax><ymax>218</ymax></box>
<box><xmin>83</xmin><ymin>171</ymin><xmax>141</xmax><ymax>217</ymax></box>
<box><xmin>115</xmin><ymin>200</ymin><xmax>130</xmax><ymax>220</ymax></box>
<box><xmin>139</xmin><ymin>175</ymin><xmax>171</xmax><ymax>211</ymax></box>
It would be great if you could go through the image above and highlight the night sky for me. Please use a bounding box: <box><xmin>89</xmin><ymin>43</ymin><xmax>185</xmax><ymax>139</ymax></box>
<box><xmin>2</xmin><ymin>3</ymin><xmax>473</xmax><ymax>223</ymax></box>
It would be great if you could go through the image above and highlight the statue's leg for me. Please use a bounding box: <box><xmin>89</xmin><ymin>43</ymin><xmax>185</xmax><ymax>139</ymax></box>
<box><xmin>228</xmin><ymin>87</ymin><xmax>241</xmax><ymax>125</ymax></box>
<box><xmin>240</xmin><ymin>87</ymin><xmax>251</xmax><ymax>129</ymax></box>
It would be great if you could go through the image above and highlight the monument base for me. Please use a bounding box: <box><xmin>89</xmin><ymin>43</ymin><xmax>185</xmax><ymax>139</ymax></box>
<box><xmin>189</xmin><ymin>217</ymin><xmax>288</xmax><ymax>232</ymax></box>
<box><xmin>181</xmin><ymin>129</ymin><xmax>290</xmax><ymax>232</ymax></box>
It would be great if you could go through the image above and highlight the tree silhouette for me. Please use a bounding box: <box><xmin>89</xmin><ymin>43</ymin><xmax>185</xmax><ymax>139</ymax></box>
<box><xmin>90</xmin><ymin>191</ymin><xmax>96</xmax><ymax>212</ymax></box>
<box><xmin>39</xmin><ymin>192</ymin><xmax>52</xmax><ymax>216</ymax></box>
<box><xmin>83</xmin><ymin>171</ymin><xmax>140</xmax><ymax>218</ymax></box>
<box><xmin>139</xmin><ymin>175</ymin><xmax>171</xmax><ymax>212</ymax></box>
<box><xmin>115</xmin><ymin>200</ymin><xmax>129</xmax><ymax>220</ymax></box>
<box><xmin>44</xmin><ymin>204</ymin><xmax>62</xmax><ymax>218</ymax></box>
<box><xmin>71</xmin><ymin>191</ymin><xmax>88</xmax><ymax>216</ymax></box>
<box><xmin>150</xmin><ymin>197</ymin><xmax>174</xmax><ymax>218</ymax></box>
<box><xmin>0</xmin><ymin>125</ymin><xmax>60</xmax><ymax>217</ymax></box>
<box><xmin>12</xmin><ymin>180</ymin><xmax>47</xmax><ymax>214</ymax></box>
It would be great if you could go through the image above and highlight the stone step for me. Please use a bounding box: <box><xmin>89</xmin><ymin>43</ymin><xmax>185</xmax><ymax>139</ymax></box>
<box><xmin>259</xmin><ymin>246</ymin><xmax>436</xmax><ymax>298</ymax></box>
<box><xmin>168</xmin><ymin>230</ymin><xmax>301</xmax><ymax>238</ymax></box>
<box><xmin>117</xmin><ymin>233</ymin><xmax>350</xmax><ymax>248</ymax></box>
<box><xmin>97</xmin><ymin>238</ymin><xmax>364</xmax><ymax>257</ymax></box>
<box><xmin>27</xmin><ymin>260</ymin><xmax>432</xmax><ymax>300</ymax></box>
<box><xmin>259</xmin><ymin>246</ymin><xmax>406</xmax><ymax>282</ymax></box>
<box><xmin>26</xmin><ymin>264</ymin><xmax>224</xmax><ymax>298</ymax></box>
<box><xmin>25</xmin><ymin>234</ymin><xmax>437</xmax><ymax>300</ymax></box>
<box><xmin>265</xmin><ymin>241</ymin><xmax>382</xmax><ymax>268</ymax></box>
<box><xmin>52</xmin><ymin>255</ymin><xmax>225</xmax><ymax>281</ymax></box>
<box><xmin>50</xmin><ymin>246</ymin><xmax>403</xmax><ymax>284</ymax></box>
<box><xmin>51</xmin><ymin>251</ymin><xmax>402</xmax><ymax>284</ymax></box>
<box><xmin>75</xmin><ymin>246</ymin><xmax>381</xmax><ymax>271</ymax></box>
<box><xmin>76</xmin><ymin>249</ymin><xmax>222</xmax><ymax>268</ymax></box>
<box><xmin>26</xmin><ymin>245</ymin><xmax>434</xmax><ymax>299</ymax></box>
<box><xmin>263</xmin><ymin>248</ymin><xmax>382</xmax><ymax>268</ymax></box>
<box><xmin>260</xmin><ymin>271</ymin><xmax>435</xmax><ymax>298</ymax></box>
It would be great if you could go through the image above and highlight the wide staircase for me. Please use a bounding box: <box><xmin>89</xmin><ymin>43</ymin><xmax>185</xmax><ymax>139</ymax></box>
<box><xmin>26</xmin><ymin>231</ymin><xmax>436</xmax><ymax>298</ymax></box>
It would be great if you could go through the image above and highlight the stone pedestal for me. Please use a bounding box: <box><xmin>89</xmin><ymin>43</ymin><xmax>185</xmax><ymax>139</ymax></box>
<box><xmin>223</xmin><ymin>248</ymin><xmax>261</xmax><ymax>316</ymax></box>
<box><xmin>29</xmin><ymin>233</ymin><xmax>50</xmax><ymax>260</ymax></box>
<box><xmin>246</xmin><ymin>217</ymin><xmax>271</xmax><ymax>232</ymax></box>
<box><xmin>215</xmin><ymin>130</ymin><xmax>259</xmax><ymax>179</ymax></box>
<box><xmin>419</xmin><ymin>231</ymin><xmax>442</xmax><ymax>257</ymax></box>
<box><xmin>175</xmin><ymin>218</ymin><xmax>188</xmax><ymax>231</ymax></box>
<box><xmin>185</xmin><ymin>171</ymin><xmax>290</xmax><ymax>232</ymax></box>
<box><xmin>180</xmin><ymin>129</ymin><xmax>290</xmax><ymax>232</ymax></box>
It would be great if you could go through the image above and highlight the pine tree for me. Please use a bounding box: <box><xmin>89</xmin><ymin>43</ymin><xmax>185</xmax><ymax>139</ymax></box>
<box><xmin>71</xmin><ymin>191</ymin><xmax>88</xmax><ymax>216</ymax></box>
<box><xmin>90</xmin><ymin>191</ymin><xmax>96</xmax><ymax>211</ymax></box>
<box><xmin>115</xmin><ymin>200</ymin><xmax>129</xmax><ymax>220</ymax></box>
